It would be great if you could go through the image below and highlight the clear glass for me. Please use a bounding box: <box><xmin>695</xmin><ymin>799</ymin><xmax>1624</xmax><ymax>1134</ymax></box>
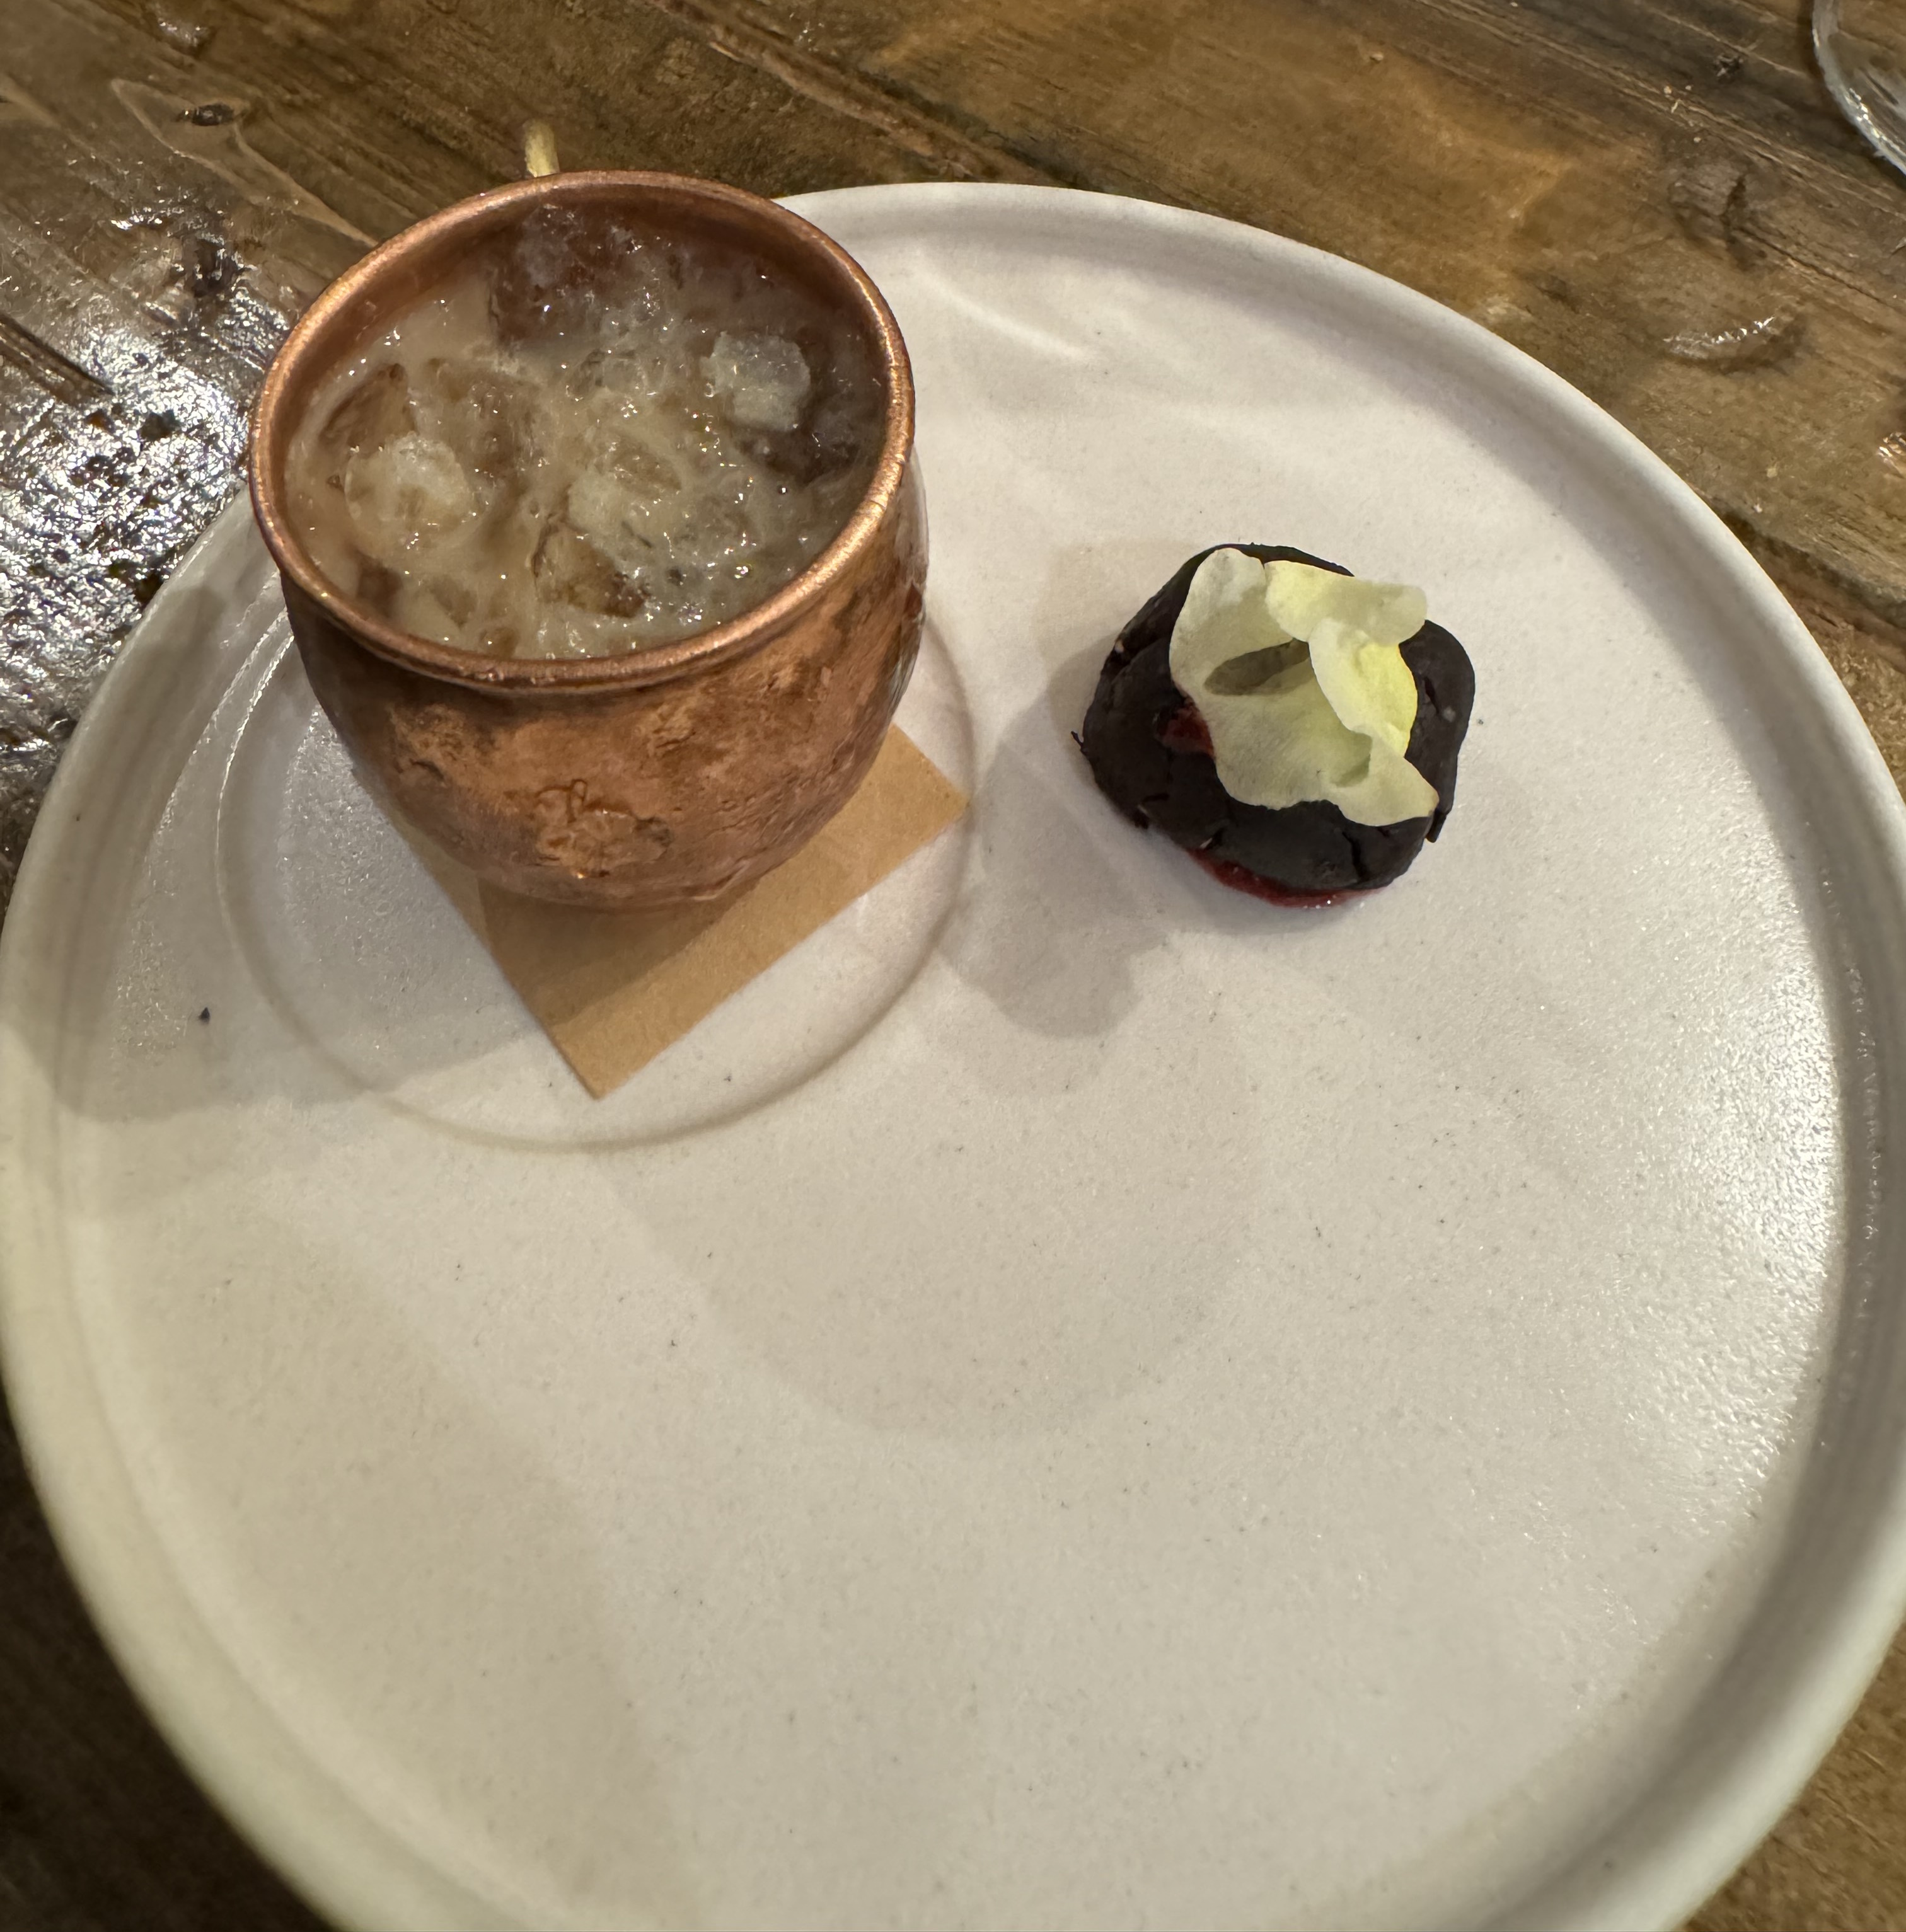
<box><xmin>1815</xmin><ymin>0</ymin><xmax>1906</xmax><ymax>176</ymax></box>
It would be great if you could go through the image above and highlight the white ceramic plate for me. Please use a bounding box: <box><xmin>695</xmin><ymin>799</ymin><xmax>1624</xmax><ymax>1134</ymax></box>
<box><xmin>6</xmin><ymin>184</ymin><xmax>1906</xmax><ymax>1932</ymax></box>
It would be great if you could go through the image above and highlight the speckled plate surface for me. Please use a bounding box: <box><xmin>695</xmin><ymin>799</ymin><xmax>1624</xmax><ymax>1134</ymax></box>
<box><xmin>6</xmin><ymin>184</ymin><xmax>1906</xmax><ymax>1932</ymax></box>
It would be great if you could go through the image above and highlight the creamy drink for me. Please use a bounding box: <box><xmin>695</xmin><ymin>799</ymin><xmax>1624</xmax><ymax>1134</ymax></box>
<box><xmin>284</xmin><ymin>204</ymin><xmax>885</xmax><ymax>658</ymax></box>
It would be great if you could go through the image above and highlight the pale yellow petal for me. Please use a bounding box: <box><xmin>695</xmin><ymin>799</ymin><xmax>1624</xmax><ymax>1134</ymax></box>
<box><xmin>1163</xmin><ymin>548</ymin><xmax>1440</xmax><ymax>829</ymax></box>
<box><xmin>1326</xmin><ymin>735</ymin><xmax>1441</xmax><ymax>825</ymax></box>
<box><xmin>1201</xmin><ymin>672</ymin><xmax>1371</xmax><ymax>812</ymax></box>
<box><xmin>1168</xmin><ymin>548</ymin><xmax>1293</xmax><ymax>694</ymax></box>
<box><xmin>1261</xmin><ymin>560</ymin><xmax>1426</xmax><ymax>650</ymax></box>
<box><xmin>1308</xmin><ymin>618</ymin><xmax>1421</xmax><ymax>757</ymax></box>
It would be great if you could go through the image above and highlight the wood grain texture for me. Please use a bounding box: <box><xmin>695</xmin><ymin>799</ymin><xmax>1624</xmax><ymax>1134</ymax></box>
<box><xmin>3</xmin><ymin>1</ymin><xmax>1906</xmax><ymax>1927</ymax></box>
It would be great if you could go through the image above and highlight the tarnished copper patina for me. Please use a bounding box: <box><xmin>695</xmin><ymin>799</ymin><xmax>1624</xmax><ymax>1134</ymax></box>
<box><xmin>249</xmin><ymin>171</ymin><xmax>925</xmax><ymax>907</ymax></box>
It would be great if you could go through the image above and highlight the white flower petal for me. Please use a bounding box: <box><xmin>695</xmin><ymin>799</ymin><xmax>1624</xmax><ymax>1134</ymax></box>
<box><xmin>1201</xmin><ymin>670</ymin><xmax>1373</xmax><ymax>812</ymax></box>
<box><xmin>1308</xmin><ymin>617</ymin><xmax>1421</xmax><ymax>757</ymax></box>
<box><xmin>1167</xmin><ymin>547</ymin><xmax>1293</xmax><ymax>692</ymax></box>
<box><xmin>1165</xmin><ymin>548</ymin><xmax>1440</xmax><ymax>827</ymax></box>
<box><xmin>1323</xmin><ymin>734</ymin><xmax>1441</xmax><ymax>825</ymax></box>
<box><xmin>1262</xmin><ymin>560</ymin><xmax>1426</xmax><ymax>652</ymax></box>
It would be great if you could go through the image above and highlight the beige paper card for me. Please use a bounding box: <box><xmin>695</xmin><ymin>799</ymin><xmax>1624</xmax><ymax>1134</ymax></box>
<box><xmin>412</xmin><ymin>727</ymin><xmax>966</xmax><ymax>1098</ymax></box>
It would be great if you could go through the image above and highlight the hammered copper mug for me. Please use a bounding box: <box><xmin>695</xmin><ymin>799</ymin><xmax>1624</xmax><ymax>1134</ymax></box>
<box><xmin>248</xmin><ymin>171</ymin><xmax>925</xmax><ymax>909</ymax></box>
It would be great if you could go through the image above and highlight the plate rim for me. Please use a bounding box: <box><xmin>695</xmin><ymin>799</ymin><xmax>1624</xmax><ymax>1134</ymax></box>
<box><xmin>4</xmin><ymin>179</ymin><xmax>1906</xmax><ymax>1932</ymax></box>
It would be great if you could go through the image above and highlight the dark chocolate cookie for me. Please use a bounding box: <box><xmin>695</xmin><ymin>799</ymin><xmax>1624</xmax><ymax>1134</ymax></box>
<box><xmin>1081</xmin><ymin>544</ymin><xmax>1475</xmax><ymax>899</ymax></box>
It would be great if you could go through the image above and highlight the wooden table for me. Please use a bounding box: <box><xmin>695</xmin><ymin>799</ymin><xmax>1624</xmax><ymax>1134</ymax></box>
<box><xmin>4</xmin><ymin>1</ymin><xmax>1905</xmax><ymax>1926</ymax></box>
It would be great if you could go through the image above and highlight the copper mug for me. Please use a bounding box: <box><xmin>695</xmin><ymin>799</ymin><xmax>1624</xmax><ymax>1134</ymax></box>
<box><xmin>248</xmin><ymin>171</ymin><xmax>925</xmax><ymax>909</ymax></box>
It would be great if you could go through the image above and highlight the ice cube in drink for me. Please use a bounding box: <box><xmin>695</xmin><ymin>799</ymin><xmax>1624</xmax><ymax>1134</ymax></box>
<box><xmin>284</xmin><ymin>204</ymin><xmax>886</xmax><ymax>659</ymax></box>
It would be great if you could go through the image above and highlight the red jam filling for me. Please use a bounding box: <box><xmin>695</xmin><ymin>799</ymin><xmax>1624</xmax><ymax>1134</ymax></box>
<box><xmin>1159</xmin><ymin>699</ymin><xmax>1368</xmax><ymax>908</ymax></box>
<box><xmin>1190</xmin><ymin>849</ymin><xmax>1365</xmax><ymax>909</ymax></box>
<box><xmin>1158</xmin><ymin>704</ymin><xmax>1215</xmax><ymax>757</ymax></box>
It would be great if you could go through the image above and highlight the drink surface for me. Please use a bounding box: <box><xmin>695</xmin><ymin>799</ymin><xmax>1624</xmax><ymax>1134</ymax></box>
<box><xmin>284</xmin><ymin>205</ymin><xmax>885</xmax><ymax>659</ymax></box>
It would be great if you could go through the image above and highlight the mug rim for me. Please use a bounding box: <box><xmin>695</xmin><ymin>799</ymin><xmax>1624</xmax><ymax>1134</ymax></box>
<box><xmin>247</xmin><ymin>169</ymin><xmax>915</xmax><ymax>695</ymax></box>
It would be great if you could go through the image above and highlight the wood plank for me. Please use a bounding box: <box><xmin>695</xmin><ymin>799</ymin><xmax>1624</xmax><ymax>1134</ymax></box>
<box><xmin>734</xmin><ymin>0</ymin><xmax>1906</xmax><ymax>628</ymax></box>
